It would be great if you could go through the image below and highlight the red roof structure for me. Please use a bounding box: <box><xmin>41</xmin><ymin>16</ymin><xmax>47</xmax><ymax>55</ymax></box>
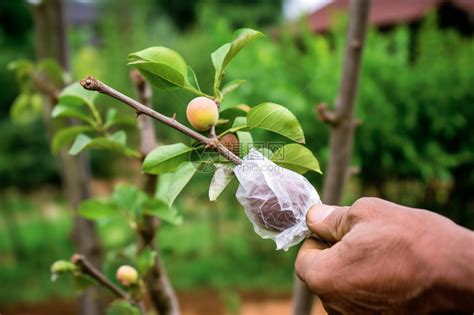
<box><xmin>309</xmin><ymin>0</ymin><xmax>474</xmax><ymax>32</ymax></box>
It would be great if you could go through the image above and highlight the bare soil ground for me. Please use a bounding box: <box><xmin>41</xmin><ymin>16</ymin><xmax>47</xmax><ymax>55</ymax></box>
<box><xmin>0</xmin><ymin>291</ymin><xmax>327</xmax><ymax>315</ymax></box>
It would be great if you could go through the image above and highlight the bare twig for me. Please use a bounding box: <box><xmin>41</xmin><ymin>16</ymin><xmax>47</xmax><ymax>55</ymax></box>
<box><xmin>71</xmin><ymin>254</ymin><xmax>129</xmax><ymax>300</ymax></box>
<box><xmin>80</xmin><ymin>76</ymin><xmax>243</xmax><ymax>165</ymax></box>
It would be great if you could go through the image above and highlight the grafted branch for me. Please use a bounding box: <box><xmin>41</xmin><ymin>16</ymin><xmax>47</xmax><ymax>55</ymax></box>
<box><xmin>80</xmin><ymin>76</ymin><xmax>243</xmax><ymax>165</ymax></box>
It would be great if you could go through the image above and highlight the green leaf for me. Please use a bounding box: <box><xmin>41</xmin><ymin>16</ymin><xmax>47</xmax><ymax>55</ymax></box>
<box><xmin>232</xmin><ymin>117</ymin><xmax>247</xmax><ymax>129</ymax></box>
<box><xmin>69</xmin><ymin>132</ymin><xmax>140</xmax><ymax>158</ymax></box>
<box><xmin>52</xmin><ymin>125</ymin><xmax>95</xmax><ymax>153</ymax></box>
<box><xmin>211</xmin><ymin>28</ymin><xmax>263</xmax><ymax>75</ymax></box>
<box><xmin>69</xmin><ymin>134</ymin><xmax>91</xmax><ymax>155</ymax></box>
<box><xmin>216</xmin><ymin>107</ymin><xmax>249</xmax><ymax>134</ymax></box>
<box><xmin>209</xmin><ymin>164</ymin><xmax>234</xmax><ymax>201</ymax></box>
<box><xmin>271</xmin><ymin>143</ymin><xmax>321</xmax><ymax>174</ymax></box>
<box><xmin>186</xmin><ymin>66</ymin><xmax>201</xmax><ymax>92</ymax></box>
<box><xmin>106</xmin><ymin>300</ymin><xmax>140</xmax><ymax>315</ymax></box>
<box><xmin>128</xmin><ymin>47</ymin><xmax>188</xmax><ymax>90</ymax></box>
<box><xmin>257</xmin><ymin>147</ymin><xmax>273</xmax><ymax>159</ymax></box>
<box><xmin>8</xmin><ymin>59</ymin><xmax>34</xmax><ymax>92</ymax></box>
<box><xmin>36</xmin><ymin>59</ymin><xmax>64</xmax><ymax>87</ymax></box>
<box><xmin>236</xmin><ymin>131</ymin><xmax>253</xmax><ymax>157</ymax></box>
<box><xmin>211</xmin><ymin>43</ymin><xmax>231</xmax><ymax>76</ymax></box>
<box><xmin>59</xmin><ymin>82</ymin><xmax>98</xmax><ymax>106</ymax></box>
<box><xmin>51</xmin><ymin>260</ymin><xmax>78</xmax><ymax>276</ymax></box>
<box><xmin>136</xmin><ymin>248</ymin><xmax>157</xmax><ymax>276</ymax></box>
<box><xmin>219</xmin><ymin>107</ymin><xmax>248</xmax><ymax>120</ymax></box>
<box><xmin>110</xmin><ymin>130</ymin><xmax>126</xmax><ymax>145</ymax></box>
<box><xmin>247</xmin><ymin>103</ymin><xmax>305</xmax><ymax>143</ymax></box>
<box><xmin>52</xmin><ymin>103</ymin><xmax>95</xmax><ymax>125</ymax></box>
<box><xmin>8</xmin><ymin>59</ymin><xmax>33</xmax><ymax>73</ymax></box>
<box><xmin>142</xmin><ymin>143</ymin><xmax>194</xmax><ymax>175</ymax></box>
<box><xmin>78</xmin><ymin>199</ymin><xmax>119</xmax><ymax>220</ymax></box>
<box><xmin>225</xmin><ymin>117</ymin><xmax>248</xmax><ymax>135</ymax></box>
<box><xmin>155</xmin><ymin>161</ymin><xmax>198</xmax><ymax>207</ymax></box>
<box><xmin>211</xmin><ymin>29</ymin><xmax>262</xmax><ymax>95</ymax></box>
<box><xmin>105</xmin><ymin>108</ymin><xmax>137</xmax><ymax>128</ymax></box>
<box><xmin>72</xmin><ymin>274</ymin><xmax>96</xmax><ymax>292</ymax></box>
<box><xmin>105</xmin><ymin>108</ymin><xmax>117</xmax><ymax>127</ymax></box>
<box><xmin>112</xmin><ymin>184</ymin><xmax>147</xmax><ymax>212</ymax></box>
<box><xmin>59</xmin><ymin>82</ymin><xmax>101</xmax><ymax>124</ymax></box>
<box><xmin>10</xmin><ymin>93</ymin><xmax>43</xmax><ymax>124</ymax></box>
<box><xmin>222</xmin><ymin>79</ymin><xmax>246</xmax><ymax>96</ymax></box>
<box><xmin>143</xmin><ymin>199</ymin><xmax>183</xmax><ymax>225</ymax></box>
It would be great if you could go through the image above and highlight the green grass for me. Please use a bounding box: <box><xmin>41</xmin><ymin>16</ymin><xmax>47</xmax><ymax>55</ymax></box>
<box><xmin>0</xmin><ymin>192</ymin><xmax>298</xmax><ymax>305</ymax></box>
<box><xmin>0</xmin><ymin>197</ymin><xmax>75</xmax><ymax>304</ymax></box>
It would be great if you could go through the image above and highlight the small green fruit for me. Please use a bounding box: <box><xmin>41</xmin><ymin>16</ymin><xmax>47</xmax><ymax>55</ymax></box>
<box><xmin>186</xmin><ymin>97</ymin><xmax>218</xmax><ymax>131</ymax></box>
<box><xmin>116</xmin><ymin>265</ymin><xmax>138</xmax><ymax>286</ymax></box>
<box><xmin>51</xmin><ymin>260</ymin><xmax>77</xmax><ymax>274</ymax></box>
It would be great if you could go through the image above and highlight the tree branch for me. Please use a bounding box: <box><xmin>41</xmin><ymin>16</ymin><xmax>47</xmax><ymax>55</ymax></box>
<box><xmin>315</xmin><ymin>103</ymin><xmax>340</xmax><ymax>126</ymax></box>
<box><xmin>31</xmin><ymin>72</ymin><xmax>60</xmax><ymax>102</ymax></box>
<box><xmin>80</xmin><ymin>76</ymin><xmax>243</xmax><ymax>165</ymax></box>
<box><xmin>293</xmin><ymin>0</ymin><xmax>371</xmax><ymax>314</ymax></box>
<box><xmin>130</xmin><ymin>69</ymin><xmax>158</xmax><ymax>155</ymax></box>
<box><xmin>71</xmin><ymin>254</ymin><xmax>129</xmax><ymax>300</ymax></box>
<box><xmin>131</xmin><ymin>70</ymin><xmax>181</xmax><ymax>315</ymax></box>
<box><xmin>71</xmin><ymin>254</ymin><xmax>146</xmax><ymax>314</ymax></box>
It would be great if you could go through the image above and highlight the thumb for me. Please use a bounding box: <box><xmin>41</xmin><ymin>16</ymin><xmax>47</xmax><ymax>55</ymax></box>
<box><xmin>306</xmin><ymin>204</ymin><xmax>352</xmax><ymax>243</ymax></box>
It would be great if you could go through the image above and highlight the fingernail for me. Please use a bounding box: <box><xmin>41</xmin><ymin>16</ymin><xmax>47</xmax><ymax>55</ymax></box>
<box><xmin>307</xmin><ymin>204</ymin><xmax>335</xmax><ymax>224</ymax></box>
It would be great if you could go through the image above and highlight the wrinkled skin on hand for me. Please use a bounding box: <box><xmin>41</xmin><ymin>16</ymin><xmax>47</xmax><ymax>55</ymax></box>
<box><xmin>295</xmin><ymin>198</ymin><xmax>474</xmax><ymax>314</ymax></box>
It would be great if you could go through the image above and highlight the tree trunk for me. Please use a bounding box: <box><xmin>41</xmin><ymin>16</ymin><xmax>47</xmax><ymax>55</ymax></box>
<box><xmin>292</xmin><ymin>0</ymin><xmax>371</xmax><ymax>313</ymax></box>
<box><xmin>131</xmin><ymin>70</ymin><xmax>181</xmax><ymax>315</ymax></box>
<box><xmin>30</xmin><ymin>1</ymin><xmax>103</xmax><ymax>315</ymax></box>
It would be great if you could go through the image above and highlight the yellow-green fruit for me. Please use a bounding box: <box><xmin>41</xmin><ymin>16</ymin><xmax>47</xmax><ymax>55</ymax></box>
<box><xmin>186</xmin><ymin>97</ymin><xmax>218</xmax><ymax>131</ymax></box>
<box><xmin>116</xmin><ymin>265</ymin><xmax>138</xmax><ymax>286</ymax></box>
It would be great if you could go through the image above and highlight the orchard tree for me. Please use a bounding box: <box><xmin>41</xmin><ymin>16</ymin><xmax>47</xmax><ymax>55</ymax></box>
<box><xmin>49</xmin><ymin>28</ymin><xmax>322</xmax><ymax>314</ymax></box>
<box><xmin>8</xmin><ymin>1</ymin><xmax>102</xmax><ymax>314</ymax></box>
<box><xmin>292</xmin><ymin>0</ymin><xmax>371</xmax><ymax>313</ymax></box>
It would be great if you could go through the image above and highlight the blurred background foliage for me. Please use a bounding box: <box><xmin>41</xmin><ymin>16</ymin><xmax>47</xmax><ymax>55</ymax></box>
<box><xmin>0</xmin><ymin>0</ymin><xmax>473</xmax><ymax>307</ymax></box>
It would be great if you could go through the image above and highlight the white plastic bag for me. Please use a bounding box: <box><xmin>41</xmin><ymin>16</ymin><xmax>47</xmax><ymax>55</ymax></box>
<box><xmin>234</xmin><ymin>149</ymin><xmax>321</xmax><ymax>251</ymax></box>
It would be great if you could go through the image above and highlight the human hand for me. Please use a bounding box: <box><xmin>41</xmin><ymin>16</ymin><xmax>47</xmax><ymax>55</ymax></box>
<box><xmin>295</xmin><ymin>197</ymin><xmax>474</xmax><ymax>314</ymax></box>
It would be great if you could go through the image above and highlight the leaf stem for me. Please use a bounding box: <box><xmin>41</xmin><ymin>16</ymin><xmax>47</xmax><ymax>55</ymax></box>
<box><xmin>86</xmin><ymin>101</ymin><xmax>103</xmax><ymax>126</ymax></box>
<box><xmin>80</xmin><ymin>76</ymin><xmax>243</xmax><ymax>165</ymax></box>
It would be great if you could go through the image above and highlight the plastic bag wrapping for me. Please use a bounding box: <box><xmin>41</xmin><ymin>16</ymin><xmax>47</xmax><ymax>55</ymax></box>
<box><xmin>234</xmin><ymin>149</ymin><xmax>321</xmax><ymax>251</ymax></box>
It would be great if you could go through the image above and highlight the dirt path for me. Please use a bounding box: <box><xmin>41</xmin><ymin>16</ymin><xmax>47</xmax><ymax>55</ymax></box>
<box><xmin>1</xmin><ymin>291</ymin><xmax>327</xmax><ymax>315</ymax></box>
